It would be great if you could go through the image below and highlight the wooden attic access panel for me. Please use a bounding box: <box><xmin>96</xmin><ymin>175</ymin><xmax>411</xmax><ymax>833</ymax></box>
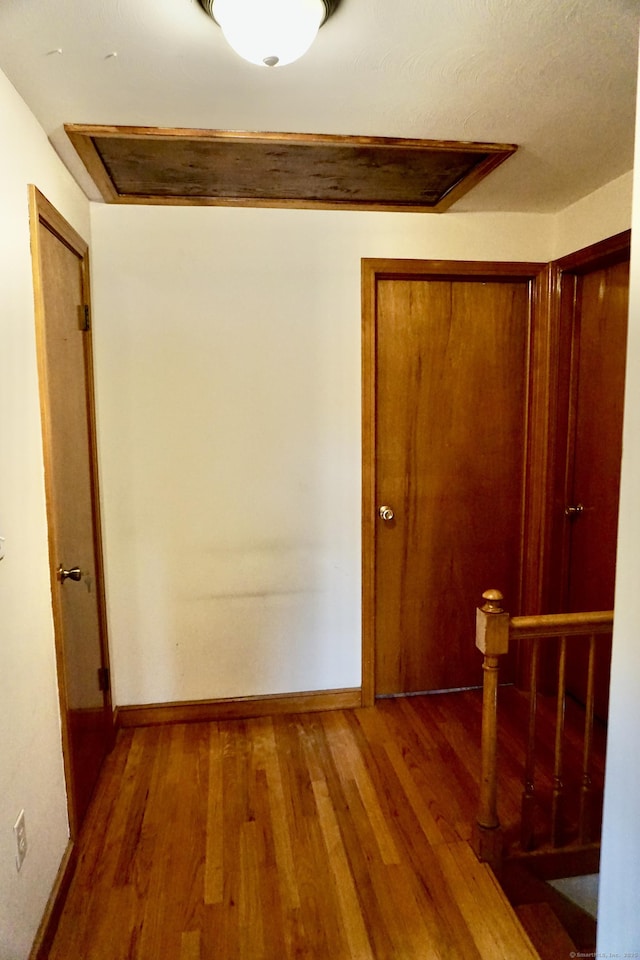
<box><xmin>64</xmin><ymin>124</ymin><xmax>517</xmax><ymax>212</ymax></box>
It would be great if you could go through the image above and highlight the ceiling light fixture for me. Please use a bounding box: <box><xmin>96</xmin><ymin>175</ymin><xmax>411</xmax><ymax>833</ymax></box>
<box><xmin>198</xmin><ymin>0</ymin><xmax>340</xmax><ymax>67</ymax></box>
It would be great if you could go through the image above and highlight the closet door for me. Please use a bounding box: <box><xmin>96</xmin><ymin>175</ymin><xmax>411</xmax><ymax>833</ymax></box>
<box><xmin>363</xmin><ymin>260</ymin><xmax>548</xmax><ymax>698</ymax></box>
<box><xmin>552</xmin><ymin>235</ymin><xmax>630</xmax><ymax>718</ymax></box>
<box><xmin>30</xmin><ymin>187</ymin><xmax>113</xmax><ymax>836</ymax></box>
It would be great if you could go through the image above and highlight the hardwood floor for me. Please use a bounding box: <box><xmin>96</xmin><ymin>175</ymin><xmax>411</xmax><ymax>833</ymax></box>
<box><xmin>49</xmin><ymin>691</ymin><xmax>543</xmax><ymax>959</ymax></box>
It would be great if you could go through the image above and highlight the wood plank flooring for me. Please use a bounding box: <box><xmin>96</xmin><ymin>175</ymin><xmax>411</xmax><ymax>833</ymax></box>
<box><xmin>48</xmin><ymin>692</ymin><xmax>542</xmax><ymax>960</ymax></box>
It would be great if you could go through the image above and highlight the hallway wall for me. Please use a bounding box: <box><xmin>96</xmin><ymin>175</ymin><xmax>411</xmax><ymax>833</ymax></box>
<box><xmin>0</xmin><ymin>69</ymin><xmax>91</xmax><ymax>960</ymax></box>
<box><xmin>90</xmin><ymin>196</ymin><xmax>628</xmax><ymax>708</ymax></box>
<box><xmin>0</xmin><ymin>54</ymin><xmax>634</xmax><ymax>957</ymax></box>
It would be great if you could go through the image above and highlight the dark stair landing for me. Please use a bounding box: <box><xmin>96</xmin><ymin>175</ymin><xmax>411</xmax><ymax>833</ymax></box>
<box><xmin>501</xmin><ymin>852</ymin><xmax>598</xmax><ymax>958</ymax></box>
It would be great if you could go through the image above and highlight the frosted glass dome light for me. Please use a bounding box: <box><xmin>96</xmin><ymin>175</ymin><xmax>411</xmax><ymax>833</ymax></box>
<box><xmin>200</xmin><ymin>0</ymin><xmax>340</xmax><ymax>68</ymax></box>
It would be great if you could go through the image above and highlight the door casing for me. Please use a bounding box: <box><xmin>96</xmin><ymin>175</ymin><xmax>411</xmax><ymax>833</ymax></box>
<box><xmin>29</xmin><ymin>185</ymin><xmax>113</xmax><ymax>837</ymax></box>
<box><xmin>547</xmin><ymin>230</ymin><xmax>630</xmax><ymax>716</ymax></box>
<box><xmin>361</xmin><ymin>258</ymin><xmax>552</xmax><ymax>705</ymax></box>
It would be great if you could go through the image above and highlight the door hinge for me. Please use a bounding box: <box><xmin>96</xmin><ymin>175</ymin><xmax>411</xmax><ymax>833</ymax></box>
<box><xmin>78</xmin><ymin>304</ymin><xmax>91</xmax><ymax>331</ymax></box>
<box><xmin>98</xmin><ymin>666</ymin><xmax>110</xmax><ymax>693</ymax></box>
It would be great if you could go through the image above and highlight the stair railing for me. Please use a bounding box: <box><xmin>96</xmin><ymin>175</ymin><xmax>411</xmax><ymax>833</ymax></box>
<box><xmin>474</xmin><ymin>588</ymin><xmax>613</xmax><ymax>871</ymax></box>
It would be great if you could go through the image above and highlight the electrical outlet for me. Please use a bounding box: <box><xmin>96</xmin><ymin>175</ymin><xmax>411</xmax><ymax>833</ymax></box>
<box><xmin>14</xmin><ymin>810</ymin><xmax>27</xmax><ymax>871</ymax></box>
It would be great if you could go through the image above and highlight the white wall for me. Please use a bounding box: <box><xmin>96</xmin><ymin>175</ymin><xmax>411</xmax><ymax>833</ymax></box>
<box><xmin>597</xmin><ymin>50</ymin><xmax>640</xmax><ymax>953</ymax></box>
<box><xmin>93</xmin><ymin>185</ymin><xmax>635</xmax><ymax>711</ymax></box>
<box><xmin>552</xmin><ymin>170</ymin><xmax>633</xmax><ymax>260</ymax></box>
<box><xmin>92</xmin><ymin>204</ymin><xmax>560</xmax><ymax>707</ymax></box>
<box><xmin>0</xmin><ymin>70</ymin><xmax>91</xmax><ymax>959</ymax></box>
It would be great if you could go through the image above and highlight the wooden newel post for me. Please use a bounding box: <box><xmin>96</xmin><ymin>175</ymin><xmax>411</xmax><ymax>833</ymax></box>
<box><xmin>473</xmin><ymin>588</ymin><xmax>510</xmax><ymax>871</ymax></box>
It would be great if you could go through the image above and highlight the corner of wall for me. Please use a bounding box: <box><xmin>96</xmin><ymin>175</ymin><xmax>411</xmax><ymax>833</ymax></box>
<box><xmin>552</xmin><ymin>171</ymin><xmax>633</xmax><ymax>261</ymax></box>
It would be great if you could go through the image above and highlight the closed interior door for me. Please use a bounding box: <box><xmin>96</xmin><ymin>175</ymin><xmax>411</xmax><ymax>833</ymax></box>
<box><xmin>559</xmin><ymin>252</ymin><xmax>629</xmax><ymax>716</ymax></box>
<box><xmin>369</xmin><ymin>269</ymin><xmax>539</xmax><ymax>695</ymax></box>
<box><xmin>30</xmin><ymin>187</ymin><xmax>112</xmax><ymax>835</ymax></box>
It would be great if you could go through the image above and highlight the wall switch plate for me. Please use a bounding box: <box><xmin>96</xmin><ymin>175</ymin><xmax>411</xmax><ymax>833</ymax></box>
<box><xmin>14</xmin><ymin>810</ymin><xmax>27</xmax><ymax>871</ymax></box>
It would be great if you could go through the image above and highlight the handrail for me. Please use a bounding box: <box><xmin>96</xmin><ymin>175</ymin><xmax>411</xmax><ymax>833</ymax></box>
<box><xmin>509</xmin><ymin>610</ymin><xmax>613</xmax><ymax>640</ymax></box>
<box><xmin>473</xmin><ymin>588</ymin><xmax>613</xmax><ymax>870</ymax></box>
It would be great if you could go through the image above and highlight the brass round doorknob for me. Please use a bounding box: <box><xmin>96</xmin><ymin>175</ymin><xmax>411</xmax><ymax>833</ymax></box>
<box><xmin>58</xmin><ymin>565</ymin><xmax>82</xmax><ymax>583</ymax></box>
<box><xmin>379</xmin><ymin>505</ymin><xmax>395</xmax><ymax>522</ymax></box>
<box><xmin>564</xmin><ymin>503</ymin><xmax>585</xmax><ymax>518</ymax></box>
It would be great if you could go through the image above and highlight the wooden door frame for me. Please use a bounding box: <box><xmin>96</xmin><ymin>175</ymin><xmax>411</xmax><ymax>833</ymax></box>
<box><xmin>361</xmin><ymin>258</ymin><xmax>552</xmax><ymax>705</ymax></box>
<box><xmin>546</xmin><ymin>230</ymin><xmax>631</xmax><ymax>613</ymax></box>
<box><xmin>28</xmin><ymin>185</ymin><xmax>113</xmax><ymax>838</ymax></box>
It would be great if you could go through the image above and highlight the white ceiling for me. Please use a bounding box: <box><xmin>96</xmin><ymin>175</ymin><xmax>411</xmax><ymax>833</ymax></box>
<box><xmin>0</xmin><ymin>0</ymin><xmax>638</xmax><ymax>212</ymax></box>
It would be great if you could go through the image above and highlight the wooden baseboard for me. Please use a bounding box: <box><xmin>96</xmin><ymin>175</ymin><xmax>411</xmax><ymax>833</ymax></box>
<box><xmin>117</xmin><ymin>687</ymin><xmax>363</xmax><ymax>728</ymax></box>
<box><xmin>29</xmin><ymin>840</ymin><xmax>76</xmax><ymax>960</ymax></box>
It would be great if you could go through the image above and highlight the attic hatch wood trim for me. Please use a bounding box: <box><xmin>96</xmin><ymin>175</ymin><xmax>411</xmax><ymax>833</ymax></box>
<box><xmin>64</xmin><ymin>124</ymin><xmax>517</xmax><ymax>212</ymax></box>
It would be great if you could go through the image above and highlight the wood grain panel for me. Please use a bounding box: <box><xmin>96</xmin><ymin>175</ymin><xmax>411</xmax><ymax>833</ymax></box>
<box><xmin>546</xmin><ymin>232</ymin><xmax>630</xmax><ymax>716</ymax></box>
<box><xmin>548</xmin><ymin>231</ymin><xmax>631</xmax><ymax>614</ymax></box>
<box><xmin>565</xmin><ymin>259</ymin><xmax>629</xmax><ymax>612</ymax></box>
<box><xmin>64</xmin><ymin>124</ymin><xmax>517</xmax><ymax>211</ymax></box>
<box><xmin>374</xmin><ymin>275</ymin><xmax>531</xmax><ymax>694</ymax></box>
<box><xmin>559</xmin><ymin>248</ymin><xmax>629</xmax><ymax>717</ymax></box>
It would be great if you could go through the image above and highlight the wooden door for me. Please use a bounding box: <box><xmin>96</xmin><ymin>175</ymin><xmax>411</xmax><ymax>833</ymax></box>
<box><xmin>551</xmin><ymin>234</ymin><xmax>630</xmax><ymax>718</ymax></box>
<box><xmin>29</xmin><ymin>187</ymin><xmax>113</xmax><ymax>836</ymax></box>
<box><xmin>363</xmin><ymin>260</ymin><xmax>549</xmax><ymax>699</ymax></box>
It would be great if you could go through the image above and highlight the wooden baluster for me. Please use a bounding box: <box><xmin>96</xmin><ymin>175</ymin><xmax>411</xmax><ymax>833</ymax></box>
<box><xmin>474</xmin><ymin>589</ymin><xmax>509</xmax><ymax>871</ymax></box>
<box><xmin>520</xmin><ymin>639</ymin><xmax>539</xmax><ymax>851</ymax></box>
<box><xmin>551</xmin><ymin>636</ymin><xmax>567</xmax><ymax>847</ymax></box>
<box><xmin>578</xmin><ymin>633</ymin><xmax>597</xmax><ymax>843</ymax></box>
